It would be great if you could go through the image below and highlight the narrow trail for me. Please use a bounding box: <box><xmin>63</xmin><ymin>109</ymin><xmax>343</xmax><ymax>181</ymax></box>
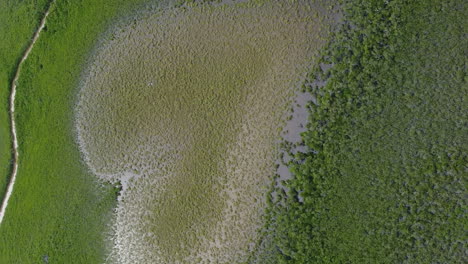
<box><xmin>0</xmin><ymin>2</ymin><xmax>54</xmax><ymax>225</ymax></box>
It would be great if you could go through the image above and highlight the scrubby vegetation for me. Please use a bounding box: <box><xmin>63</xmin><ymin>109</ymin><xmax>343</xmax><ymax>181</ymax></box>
<box><xmin>261</xmin><ymin>0</ymin><xmax>467</xmax><ymax>263</ymax></box>
<box><xmin>76</xmin><ymin>1</ymin><xmax>332</xmax><ymax>263</ymax></box>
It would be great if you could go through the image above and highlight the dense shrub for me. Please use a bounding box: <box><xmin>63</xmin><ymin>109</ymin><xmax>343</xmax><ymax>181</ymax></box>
<box><xmin>262</xmin><ymin>0</ymin><xmax>467</xmax><ymax>263</ymax></box>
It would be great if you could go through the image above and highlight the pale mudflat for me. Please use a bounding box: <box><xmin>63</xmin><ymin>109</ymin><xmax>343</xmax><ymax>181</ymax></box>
<box><xmin>76</xmin><ymin>1</ymin><xmax>330</xmax><ymax>263</ymax></box>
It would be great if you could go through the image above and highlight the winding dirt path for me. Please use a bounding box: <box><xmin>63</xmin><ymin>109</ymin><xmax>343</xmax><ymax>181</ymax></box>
<box><xmin>0</xmin><ymin>2</ymin><xmax>54</xmax><ymax>225</ymax></box>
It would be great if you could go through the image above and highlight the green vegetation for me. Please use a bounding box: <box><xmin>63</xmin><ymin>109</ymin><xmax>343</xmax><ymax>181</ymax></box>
<box><xmin>261</xmin><ymin>0</ymin><xmax>467</xmax><ymax>263</ymax></box>
<box><xmin>0</xmin><ymin>0</ymin><xmax>50</xmax><ymax>204</ymax></box>
<box><xmin>76</xmin><ymin>1</ymin><xmax>331</xmax><ymax>262</ymax></box>
<box><xmin>0</xmin><ymin>0</ymin><xmax>154</xmax><ymax>262</ymax></box>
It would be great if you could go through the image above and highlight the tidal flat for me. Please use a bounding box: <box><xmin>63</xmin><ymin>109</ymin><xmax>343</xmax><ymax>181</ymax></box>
<box><xmin>76</xmin><ymin>1</ymin><xmax>331</xmax><ymax>263</ymax></box>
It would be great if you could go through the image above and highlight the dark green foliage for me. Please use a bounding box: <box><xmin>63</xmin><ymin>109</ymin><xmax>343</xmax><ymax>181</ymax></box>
<box><xmin>263</xmin><ymin>0</ymin><xmax>467</xmax><ymax>263</ymax></box>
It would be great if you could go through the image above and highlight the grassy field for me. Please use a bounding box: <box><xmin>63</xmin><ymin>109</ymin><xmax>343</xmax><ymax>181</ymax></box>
<box><xmin>0</xmin><ymin>0</ymin><xmax>50</xmax><ymax>207</ymax></box>
<box><xmin>0</xmin><ymin>0</ymin><xmax>156</xmax><ymax>262</ymax></box>
<box><xmin>76</xmin><ymin>1</ymin><xmax>332</xmax><ymax>262</ymax></box>
<box><xmin>261</xmin><ymin>0</ymin><xmax>467</xmax><ymax>263</ymax></box>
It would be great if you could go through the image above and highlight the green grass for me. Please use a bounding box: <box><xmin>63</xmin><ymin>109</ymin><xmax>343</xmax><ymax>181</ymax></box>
<box><xmin>261</xmin><ymin>0</ymin><xmax>467</xmax><ymax>263</ymax></box>
<box><xmin>0</xmin><ymin>0</ymin><xmax>50</xmax><ymax>207</ymax></box>
<box><xmin>0</xmin><ymin>0</ymin><xmax>155</xmax><ymax>262</ymax></box>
